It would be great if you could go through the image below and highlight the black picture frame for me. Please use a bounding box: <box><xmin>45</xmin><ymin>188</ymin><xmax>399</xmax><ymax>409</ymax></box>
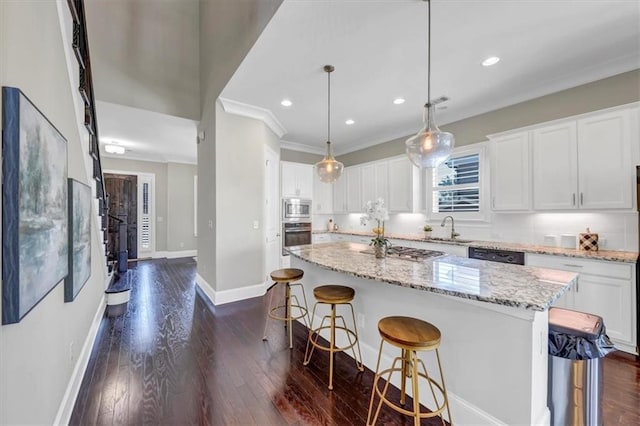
<box><xmin>2</xmin><ymin>86</ymin><xmax>69</xmax><ymax>324</ymax></box>
<box><xmin>65</xmin><ymin>178</ymin><xmax>92</xmax><ymax>302</ymax></box>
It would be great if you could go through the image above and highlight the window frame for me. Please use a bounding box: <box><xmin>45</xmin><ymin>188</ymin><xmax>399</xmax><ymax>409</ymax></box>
<box><xmin>425</xmin><ymin>142</ymin><xmax>489</xmax><ymax>222</ymax></box>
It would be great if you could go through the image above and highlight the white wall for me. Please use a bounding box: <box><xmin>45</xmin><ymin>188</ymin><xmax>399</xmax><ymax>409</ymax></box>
<box><xmin>85</xmin><ymin>0</ymin><xmax>201</xmax><ymax>120</ymax></box>
<box><xmin>214</xmin><ymin>101</ymin><xmax>280</xmax><ymax>291</ymax></box>
<box><xmin>0</xmin><ymin>1</ymin><xmax>107</xmax><ymax>423</ymax></box>
<box><xmin>197</xmin><ymin>0</ymin><xmax>283</xmax><ymax>290</ymax></box>
<box><xmin>167</xmin><ymin>162</ymin><xmax>198</xmax><ymax>251</ymax></box>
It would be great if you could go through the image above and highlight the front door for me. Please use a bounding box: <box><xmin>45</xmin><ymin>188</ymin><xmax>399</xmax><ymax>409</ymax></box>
<box><xmin>105</xmin><ymin>173</ymin><xmax>138</xmax><ymax>259</ymax></box>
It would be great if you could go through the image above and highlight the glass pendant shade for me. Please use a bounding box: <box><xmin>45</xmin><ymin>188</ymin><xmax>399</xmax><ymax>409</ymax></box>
<box><xmin>406</xmin><ymin>103</ymin><xmax>454</xmax><ymax>168</ymax></box>
<box><xmin>315</xmin><ymin>141</ymin><xmax>344</xmax><ymax>183</ymax></box>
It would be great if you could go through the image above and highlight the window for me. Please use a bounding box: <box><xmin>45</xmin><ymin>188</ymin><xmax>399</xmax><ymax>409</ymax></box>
<box><xmin>428</xmin><ymin>145</ymin><xmax>487</xmax><ymax>220</ymax></box>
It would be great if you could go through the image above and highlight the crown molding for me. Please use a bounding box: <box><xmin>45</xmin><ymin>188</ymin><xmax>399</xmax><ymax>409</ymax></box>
<box><xmin>280</xmin><ymin>140</ymin><xmax>326</xmax><ymax>155</ymax></box>
<box><xmin>218</xmin><ymin>97</ymin><xmax>287</xmax><ymax>138</ymax></box>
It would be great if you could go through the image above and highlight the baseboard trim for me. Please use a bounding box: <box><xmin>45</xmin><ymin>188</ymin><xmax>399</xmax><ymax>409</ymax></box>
<box><xmin>195</xmin><ymin>273</ymin><xmax>266</xmax><ymax>306</ymax></box>
<box><xmin>154</xmin><ymin>249</ymin><xmax>197</xmax><ymax>259</ymax></box>
<box><xmin>54</xmin><ymin>291</ymin><xmax>107</xmax><ymax>426</ymax></box>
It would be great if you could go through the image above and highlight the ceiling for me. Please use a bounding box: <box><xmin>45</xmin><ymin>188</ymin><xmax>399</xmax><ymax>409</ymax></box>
<box><xmin>97</xmin><ymin>101</ymin><xmax>198</xmax><ymax>164</ymax></box>
<box><xmin>221</xmin><ymin>0</ymin><xmax>640</xmax><ymax>155</ymax></box>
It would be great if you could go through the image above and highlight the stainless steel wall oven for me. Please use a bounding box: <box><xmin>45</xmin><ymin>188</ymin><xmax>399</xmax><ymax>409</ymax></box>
<box><xmin>282</xmin><ymin>222</ymin><xmax>312</xmax><ymax>255</ymax></box>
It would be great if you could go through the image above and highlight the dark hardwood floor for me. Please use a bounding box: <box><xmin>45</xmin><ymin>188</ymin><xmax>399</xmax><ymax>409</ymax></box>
<box><xmin>71</xmin><ymin>258</ymin><xmax>640</xmax><ymax>425</ymax></box>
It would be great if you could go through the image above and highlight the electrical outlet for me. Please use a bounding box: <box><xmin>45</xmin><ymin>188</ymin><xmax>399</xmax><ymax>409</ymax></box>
<box><xmin>357</xmin><ymin>313</ymin><xmax>365</xmax><ymax>329</ymax></box>
<box><xmin>208</xmin><ymin>220</ymin><xmax>213</xmax><ymax>229</ymax></box>
<box><xmin>253</xmin><ymin>220</ymin><xmax>259</xmax><ymax>230</ymax></box>
<box><xmin>179</xmin><ymin>242</ymin><xmax>184</xmax><ymax>248</ymax></box>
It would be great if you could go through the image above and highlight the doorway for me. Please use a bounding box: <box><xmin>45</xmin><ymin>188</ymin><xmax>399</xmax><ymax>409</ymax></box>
<box><xmin>105</xmin><ymin>173</ymin><xmax>138</xmax><ymax>260</ymax></box>
<box><xmin>264</xmin><ymin>145</ymin><xmax>280</xmax><ymax>283</ymax></box>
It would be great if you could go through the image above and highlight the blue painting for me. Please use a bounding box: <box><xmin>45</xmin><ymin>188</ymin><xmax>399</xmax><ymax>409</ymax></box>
<box><xmin>2</xmin><ymin>87</ymin><xmax>68</xmax><ymax>324</ymax></box>
<box><xmin>65</xmin><ymin>179</ymin><xmax>91</xmax><ymax>302</ymax></box>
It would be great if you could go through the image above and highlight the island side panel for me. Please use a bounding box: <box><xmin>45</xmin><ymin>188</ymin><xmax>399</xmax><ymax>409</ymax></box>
<box><xmin>292</xmin><ymin>256</ymin><xmax>550</xmax><ymax>426</ymax></box>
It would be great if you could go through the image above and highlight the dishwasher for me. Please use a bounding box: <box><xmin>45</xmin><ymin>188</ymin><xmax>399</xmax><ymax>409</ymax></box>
<box><xmin>468</xmin><ymin>247</ymin><xmax>525</xmax><ymax>265</ymax></box>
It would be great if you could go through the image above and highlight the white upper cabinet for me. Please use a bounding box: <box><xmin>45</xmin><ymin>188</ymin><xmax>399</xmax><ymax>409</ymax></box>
<box><xmin>577</xmin><ymin>109</ymin><xmax>632</xmax><ymax>209</ymax></box>
<box><xmin>361</xmin><ymin>161</ymin><xmax>389</xmax><ymax>206</ymax></box>
<box><xmin>490</xmin><ymin>131</ymin><xmax>531</xmax><ymax>211</ymax></box>
<box><xmin>281</xmin><ymin>162</ymin><xmax>313</xmax><ymax>199</ymax></box>
<box><xmin>531</xmin><ymin>109</ymin><xmax>633</xmax><ymax>210</ymax></box>
<box><xmin>388</xmin><ymin>156</ymin><xmax>420</xmax><ymax>213</ymax></box>
<box><xmin>346</xmin><ymin>166</ymin><xmax>362</xmax><ymax>212</ymax></box>
<box><xmin>313</xmin><ymin>167</ymin><xmax>333</xmax><ymax>214</ymax></box>
<box><xmin>332</xmin><ymin>171</ymin><xmax>348</xmax><ymax>213</ymax></box>
<box><xmin>532</xmin><ymin>122</ymin><xmax>578</xmax><ymax>210</ymax></box>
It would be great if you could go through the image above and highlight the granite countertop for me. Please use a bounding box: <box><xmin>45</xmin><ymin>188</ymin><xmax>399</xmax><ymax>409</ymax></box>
<box><xmin>287</xmin><ymin>242</ymin><xmax>578</xmax><ymax>311</ymax></box>
<box><xmin>312</xmin><ymin>230</ymin><xmax>638</xmax><ymax>263</ymax></box>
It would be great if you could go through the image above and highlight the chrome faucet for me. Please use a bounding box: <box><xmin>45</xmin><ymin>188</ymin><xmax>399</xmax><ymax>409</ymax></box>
<box><xmin>440</xmin><ymin>215</ymin><xmax>460</xmax><ymax>239</ymax></box>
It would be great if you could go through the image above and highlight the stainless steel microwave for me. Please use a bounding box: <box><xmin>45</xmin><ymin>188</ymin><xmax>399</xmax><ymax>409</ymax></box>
<box><xmin>282</xmin><ymin>198</ymin><xmax>311</xmax><ymax>221</ymax></box>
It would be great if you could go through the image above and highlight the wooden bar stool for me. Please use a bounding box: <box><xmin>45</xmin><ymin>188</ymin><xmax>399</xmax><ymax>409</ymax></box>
<box><xmin>367</xmin><ymin>316</ymin><xmax>452</xmax><ymax>426</ymax></box>
<box><xmin>303</xmin><ymin>285</ymin><xmax>364</xmax><ymax>390</ymax></box>
<box><xmin>262</xmin><ymin>268</ymin><xmax>309</xmax><ymax>349</ymax></box>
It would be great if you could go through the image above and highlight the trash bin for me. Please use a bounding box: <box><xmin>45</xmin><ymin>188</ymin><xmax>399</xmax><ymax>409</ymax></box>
<box><xmin>547</xmin><ymin>307</ymin><xmax>616</xmax><ymax>426</ymax></box>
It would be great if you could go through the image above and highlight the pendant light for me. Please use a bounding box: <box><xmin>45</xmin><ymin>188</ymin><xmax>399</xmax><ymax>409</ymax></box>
<box><xmin>315</xmin><ymin>65</ymin><xmax>344</xmax><ymax>183</ymax></box>
<box><xmin>405</xmin><ymin>0</ymin><xmax>454</xmax><ymax>169</ymax></box>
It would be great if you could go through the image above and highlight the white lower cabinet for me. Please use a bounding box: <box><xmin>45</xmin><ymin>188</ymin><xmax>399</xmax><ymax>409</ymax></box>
<box><xmin>312</xmin><ymin>233</ymin><xmax>331</xmax><ymax>244</ymax></box>
<box><xmin>526</xmin><ymin>253</ymin><xmax>637</xmax><ymax>354</ymax></box>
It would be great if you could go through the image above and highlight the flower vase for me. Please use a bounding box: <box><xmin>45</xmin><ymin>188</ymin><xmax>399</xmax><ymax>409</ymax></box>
<box><xmin>374</xmin><ymin>245</ymin><xmax>386</xmax><ymax>259</ymax></box>
<box><xmin>424</xmin><ymin>231</ymin><xmax>432</xmax><ymax>239</ymax></box>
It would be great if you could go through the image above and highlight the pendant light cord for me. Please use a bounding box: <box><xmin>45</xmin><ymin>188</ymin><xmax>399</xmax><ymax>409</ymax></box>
<box><xmin>426</xmin><ymin>0</ymin><xmax>431</xmax><ymax>107</ymax></box>
<box><xmin>327</xmin><ymin>68</ymin><xmax>331</xmax><ymax>143</ymax></box>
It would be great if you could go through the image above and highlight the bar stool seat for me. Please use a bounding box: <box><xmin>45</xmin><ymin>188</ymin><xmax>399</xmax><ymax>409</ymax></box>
<box><xmin>262</xmin><ymin>268</ymin><xmax>309</xmax><ymax>349</ymax></box>
<box><xmin>367</xmin><ymin>316</ymin><xmax>452</xmax><ymax>426</ymax></box>
<box><xmin>304</xmin><ymin>284</ymin><xmax>363</xmax><ymax>390</ymax></box>
<box><xmin>313</xmin><ymin>285</ymin><xmax>355</xmax><ymax>304</ymax></box>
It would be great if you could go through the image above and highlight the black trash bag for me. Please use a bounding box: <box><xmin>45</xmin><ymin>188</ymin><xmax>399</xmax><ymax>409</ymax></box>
<box><xmin>549</xmin><ymin>325</ymin><xmax>616</xmax><ymax>360</ymax></box>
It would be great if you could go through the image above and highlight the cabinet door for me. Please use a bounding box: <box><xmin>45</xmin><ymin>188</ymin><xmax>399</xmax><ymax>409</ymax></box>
<box><xmin>346</xmin><ymin>166</ymin><xmax>362</xmax><ymax>212</ymax></box>
<box><xmin>313</xmin><ymin>167</ymin><xmax>333</xmax><ymax>214</ymax></box>
<box><xmin>375</xmin><ymin>162</ymin><xmax>389</xmax><ymax>204</ymax></box>
<box><xmin>532</xmin><ymin>122</ymin><xmax>578</xmax><ymax>210</ymax></box>
<box><xmin>281</xmin><ymin>162</ymin><xmax>298</xmax><ymax>198</ymax></box>
<box><xmin>388</xmin><ymin>157</ymin><xmax>414</xmax><ymax>212</ymax></box>
<box><xmin>361</xmin><ymin>164</ymin><xmax>376</xmax><ymax>205</ymax></box>
<box><xmin>296</xmin><ymin>164</ymin><xmax>314</xmax><ymax>199</ymax></box>
<box><xmin>490</xmin><ymin>132</ymin><xmax>531</xmax><ymax>211</ymax></box>
<box><xmin>577</xmin><ymin>109</ymin><xmax>632</xmax><ymax>209</ymax></box>
<box><xmin>332</xmin><ymin>173</ymin><xmax>347</xmax><ymax>213</ymax></box>
<box><xmin>573</xmin><ymin>275</ymin><xmax>633</xmax><ymax>345</ymax></box>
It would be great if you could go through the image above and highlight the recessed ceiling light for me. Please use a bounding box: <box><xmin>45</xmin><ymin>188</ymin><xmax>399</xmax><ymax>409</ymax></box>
<box><xmin>105</xmin><ymin>144</ymin><xmax>125</xmax><ymax>155</ymax></box>
<box><xmin>393</xmin><ymin>98</ymin><xmax>405</xmax><ymax>105</ymax></box>
<box><xmin>280</xmin><ymin>99</ymin><xmax>292</xmax><ymax>107</ymax></box>
<box><xmin>345</xmin><ymin>119</ymin><xmax>355</xmax><ymax>125</ymax></box>
<box><xmin>482</xmin><ymin>56</ymin><xmax>500</xmax><ymax>67</ymax></box>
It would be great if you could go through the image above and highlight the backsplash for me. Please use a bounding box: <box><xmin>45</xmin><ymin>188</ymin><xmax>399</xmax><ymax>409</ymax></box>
<box><xmin>314</xmin><ymin>211</ymin><xmax>639</xmax><ymax>252</ymax></box>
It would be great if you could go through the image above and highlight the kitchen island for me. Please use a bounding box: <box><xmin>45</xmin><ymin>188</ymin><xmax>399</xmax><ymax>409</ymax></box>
<box><xmin>287</xmin><ymin>242</ymin><xmax>578</xmax><ymax>426</ymax></box>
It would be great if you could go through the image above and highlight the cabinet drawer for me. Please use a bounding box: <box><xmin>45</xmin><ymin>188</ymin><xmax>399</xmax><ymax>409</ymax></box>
<box><xmin>312</xmin><ymin>234</ymin><xmax>330</xmax><ymax>243</ymax></box>
<box><xmin>526</xmin><ymin>253</ymin><xmax>632</xmax><ymax>280</ymax></box>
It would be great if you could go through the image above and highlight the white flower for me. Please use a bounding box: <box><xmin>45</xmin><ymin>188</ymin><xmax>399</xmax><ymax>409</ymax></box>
<box><xmin>360</xmin><ymin>198</ymin><xmax>389</xmax><ymax>225</ymax></box>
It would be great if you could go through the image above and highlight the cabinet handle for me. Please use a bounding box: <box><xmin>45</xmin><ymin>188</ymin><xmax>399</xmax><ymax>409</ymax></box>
<box><xmin>572</xmin><ymin>193</ymin><xmax>576</xmax><ymax>206</ymax></box>
<box><xmin>580</xmin><ymin>192</ymin><xmax>584</xmax><ymax>205</ymax></box>
<box><xmin>492</xmin><ymin>196</ymin><xmax>495</xmax><ymax>209</ymax></box>
<box><xmin>563</xmin><ymin>263</ymin><xmax>583</xmax><ymax>268</ymax></box>
<box><xmin>576</xmin><ymin>280</ymin><xmax>579</xmax><ymax>293</ymax></box>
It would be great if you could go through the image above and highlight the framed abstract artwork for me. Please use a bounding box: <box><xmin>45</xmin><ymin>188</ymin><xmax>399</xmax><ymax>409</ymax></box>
<box><xmin>65</xmin><ymin>178</ymin><xmax>92</xmax><ymax>302</ymax></box>
<box><xmin>2</xmin><ymin>87</ymin><xmax>68</xmax><ymax>324</ymax></box>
